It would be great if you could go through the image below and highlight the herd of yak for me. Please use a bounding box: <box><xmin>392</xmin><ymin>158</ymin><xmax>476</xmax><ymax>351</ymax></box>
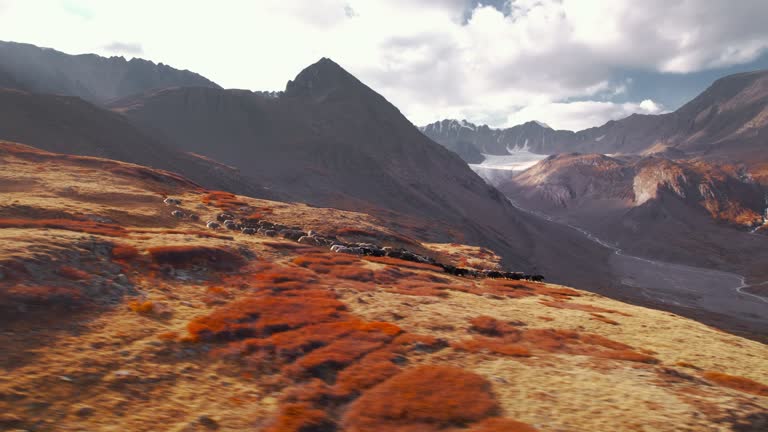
<box><xmin>165</xmin><ymin>197</ymin><xmax>545</xmax><ymax>282</ymax></box>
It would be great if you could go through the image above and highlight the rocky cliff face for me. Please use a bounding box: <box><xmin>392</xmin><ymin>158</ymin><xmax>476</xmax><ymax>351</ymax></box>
<box><xmin>0</xmin><ymin>40</ymin><xmax>220</xmax><ymax>104</ymax></box>
<box><xmin>503</xmin><ymin>153</ymin><xmax>765</xmax><ymax>227</ymax></box>
<box><xmin>509</xmin><ymin>153</ymin><xmax>634</xmax><ymax>207</ymax></box>
<box><xmin>632</xmin><ymin>158</ymin><xmax>765</xmax><ymax>226</ymax></box>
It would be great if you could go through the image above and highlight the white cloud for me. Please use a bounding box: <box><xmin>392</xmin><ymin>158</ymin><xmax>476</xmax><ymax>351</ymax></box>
<box><xmin>505</xmin><ymin>99</ymin><xmax>666</xmax><ymax>131</ymax></box>
<box><xmin>103</xmin><ymin>41</ymin><xmax>143</xmax><ymax>55</ymax></box>
<box><xmin>0</xmin><ymin>0</ymin><xmax>766</xmax><ymax>129</ymax></box>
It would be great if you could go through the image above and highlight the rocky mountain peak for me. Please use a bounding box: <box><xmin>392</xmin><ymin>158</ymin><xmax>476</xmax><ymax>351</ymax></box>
<box><xmin>284</xmin><ymin>57</ymin><xmax>364</xmax><ymax>101</ymax></box>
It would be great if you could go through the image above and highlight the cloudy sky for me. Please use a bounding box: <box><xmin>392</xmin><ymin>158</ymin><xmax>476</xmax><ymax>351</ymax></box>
<box><xmin>2</xmin><ymin>0</ymin><xmax>768</xmax><ymax>130</ymax></box>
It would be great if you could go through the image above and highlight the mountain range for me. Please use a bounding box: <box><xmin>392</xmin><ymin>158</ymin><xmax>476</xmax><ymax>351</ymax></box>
<box><xmin>0</xmin><ymin>40</ymin><xmax>219</xmax><ymax>103</ymax></box>
<box><xmin>424</xmin><ymin>70</ymin><xmax>768</xmax><ymax>294</ymax></box>
<box><xmin>423</xmin><ymin>69</ymin><xmax>768</xmax><ymax>177</ymax></box>
<box><xmin>0</xmin><ymin>42</ymin><xmax>613</xmax><ymax>290</ymax></box>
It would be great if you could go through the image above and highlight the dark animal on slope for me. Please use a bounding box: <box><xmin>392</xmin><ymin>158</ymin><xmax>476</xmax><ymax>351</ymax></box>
<box><xmin>206</xmin><ymin>221</ymin><xmax>221</xmax><ymax>230</ymax></box>
<box><xmin>281</xmin><ymin>229</ymin><xmax>306</xmax><ymax>241</ymax></box>
<box><xmin>171</xmin><ymin>210</ymin><xmax>185</xmax><ymax>218</ymax></box>
<box><xmin>217</xmin><ymin>213</ymin><xmax>235</xmax><ymax>222</ymax></box>
<box><xmin>258</xmin><ymin>221</ymin><xmax>275</xmax><ymax>229</ymax></box>
<box><xmin>440</xmin><ymin>264</ymin><xmax>457</xmax><ymax>274</ymax></box>
<box><xmin>484</xmin><ymin>270</ymin><xmax>503</xmax><ymax>279</ymax></box>
<box><xmin>454</xmin><ymin>268</ymin><xmax>470</xmax><ymax>277</ymax></box>
<box><xmin>242</xmin><ymin>227</ymin><xmax>257</xmax><ymax>235</ymax></box>
<box><xmin>164</xmin><ymin>197</ymin><xmax>182</xmax><ymax>206</ymax></box>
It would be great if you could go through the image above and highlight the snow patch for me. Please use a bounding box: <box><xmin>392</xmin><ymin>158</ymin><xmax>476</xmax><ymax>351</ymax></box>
<box><xmin>469</xmin><ymin>152</ymin><xmax>548</xmax><ymax>186</ymax></box>
<box><xmin>505</xmin><ymin>138</ymin><xmax>531</xmax><ymax>153</ymax></box>
<box><xmin>595</xmin><ymin>134</ymin><xmax>606</xmax><ymax>142</ymax></box>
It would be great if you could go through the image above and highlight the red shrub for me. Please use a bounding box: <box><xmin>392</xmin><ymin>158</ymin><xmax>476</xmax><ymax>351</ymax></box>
<box><xmin>476</xmin><ymin>280</ymin><xmax>538</xmax><ymax>299</ymax></box>
<box><xmin>590</xmin><ymin>313</ymin><xmax>620</xmax><ymax>325</ymax></box>
<box><xmin>391</xmin><ymin>334</ymin><xmax>445</xmax><ymax>352</ymax></box>
<box><xmin>201</xmin><ymin>191</ymin><xmax>248</xmax><ymax>210</ymax></box>
<box><xmin>263</xmin><ymin>241</ymin><xmax>314</xmax><ymax>251</ymax></box>
<box><xmin>456</xmin><ymin>316</ymin><xmax>656</xmax><ymax>363</ymax></box>
<box><xmin>157</xmin><ymin>331</ymin><xmax>179</xmax><ymax>341</ymax></box>
<box><xmin>263</xmin><ymin>403</ymin><xmax>334</xmax><ymax>432</ymax></box>
<box><xmin>453</xmin><ymin>336</ymin><xmax>532</xmax><ymax>357</ymax></box>
<box><xmin>0</xmin><ymin>285</ymin><xmax>84</xmax><ymax>313</ymax></box>
<box><xmin>331</xmin><ymin>265</ymin><xmax>376</xmax><ymax>282</ymax></box>
<box><xmin>112</xmin><ymin>244</ymin><xmax>140</xmax><ymax>260</ymax></box>
<box><xmin>536</xmin><ymin>285</ymin><xmax>583</xmax><ymax>299</ymax></box>
<box><xmin>469</xmin><ymin>316</ymin><xmax>520</xmax><ymax>336</ymax></box>
<box><xmin>541</xmin><ymin>300</ymin><xmax>630</xmax><ymax>316</ymax></box>
<box><xmin>188</xmin><ymin>295</ymin><xmax>346</xmax><ymax>342</ymax></box>
<box><xmin>702</xmin><ymin>371</ymin><xmax>768</xmax><ymax>396</ymax></box>
<box><xmin>128</xmin><ymin>300</ymin><xmax>155</xmax><ymax>314</ymax></box>
<box><xmin>147</xmin><ymin>245</ymin><xmax>245</xmax><ymax>271</ymax></box>
<box><xmin>294</xmin><ymin>254</ymin><xmax>358</xmax><ymax>267</ymax></box>
<box><xmin>342</xmin><ymin>365</ymin><xmax>500</xmax><ymax>431</ymax></box>
<box><xmin>289</xmin><ymin>338</ymin><xmax>388</xmax><ymax>380</ymax></box>
<box><xmin>595</xmin><ymin>350</ymin><xmax>659</xmax><ymax>364</ymax></box>
<box><xmin>131</xmin><ymin>229</ymin><xmax>234</xmax><ymax>240</ymax></box>
<box><xmin>333</xmin><ymin>349</ymin><xmax>402</xmax><ymax>397</ymax></box>
<box><xmin>293</xmin><ymin>253</ymin><xmax>359</xmax><ymax>274</ymax></box>
<box><xmin>57</xmin><ymin>266</ymin><xmax>91</xmax><ymax>281</ymax></box>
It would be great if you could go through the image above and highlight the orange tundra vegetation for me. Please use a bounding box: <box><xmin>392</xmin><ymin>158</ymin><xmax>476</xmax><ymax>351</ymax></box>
<box><xmin>0</xmin><ymin>218</ymin><xmax>128</xmax><ymax>237</ymax></box>
<box><xmin>342</xmin><ymin>365</ymin><xmax>503</xmax><ymax>431</ymax></box>
<box><xmin>111</xmin><ymin>244</ymin><xmax>141</xmax><ymax>260</ymax></box>
<box><xmin>201</xmin><ymin>190</ymin><xmax>249</xmax><ymax>210</ymax></box>
<box><xmin>128</xmin><ymin>300</ymin><xmax>154</xmax><ymax>314</ymax></box>
<box><xmin>540</xmin><ymin>300</ymin><xmax>632</xmax><ymax>316</ymax></box>
<box><xmin>56</xmin><ymin>266</ymin><xmax>91</xmax><ymax>281</ymax></box>
<box><xmin>147</xmin><ymin>245</ymin><xmax>246</xmax><ymax>271</ymax></box>
<box><xmin>0</xmin><ymin>285</ymin><xmax>84</xmax><ymax>314</ymax></box>
<box><xmin>702</xmin><ymin>371</ymin><xmax>768</xmax><ymax>396</ymax></box>
<box><xmin>130</xmin><ymin>228</ymin><xmax>234</xmax><ymax>240</ymax></box>
<box><xmin>292</xmin><ymin>253</ymin><xmax>377</xmax><ymax>282</ymax></box>
<box><xmin>455</xmin><ymin>316</ymin><xmax>658</xmax><ymax>363</ymax></box>
<box><xmin>187</xmin><ymin>262</ymin><xmax>520</xmax><ymax>430</ymax></box>
<box><xmin>264</xmin><ymin>402</ymin><xmax>334</xmax><ymax>432</ymax></box>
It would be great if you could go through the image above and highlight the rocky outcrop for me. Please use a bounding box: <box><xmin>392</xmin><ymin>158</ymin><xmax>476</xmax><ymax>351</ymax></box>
<box><xmin>503</xmin><ymin>153</ymin><xmax>765</xmax><ymax>227</ymax></box>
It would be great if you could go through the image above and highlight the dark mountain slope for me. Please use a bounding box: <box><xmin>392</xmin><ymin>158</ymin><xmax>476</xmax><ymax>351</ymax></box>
<box><xmin>110</xmin><ymin>58</ymin><xmax>613</xmax><ymax>288</ymax></box>
<box><xmin>0</xmin><ymin>88</ymin><xmax>269</xmax><ymax>197</ymax></box>
<box><xmin>0</xmin><ymin>40</ymin><xmax>220</xmax><ymax>104</ymax></box>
